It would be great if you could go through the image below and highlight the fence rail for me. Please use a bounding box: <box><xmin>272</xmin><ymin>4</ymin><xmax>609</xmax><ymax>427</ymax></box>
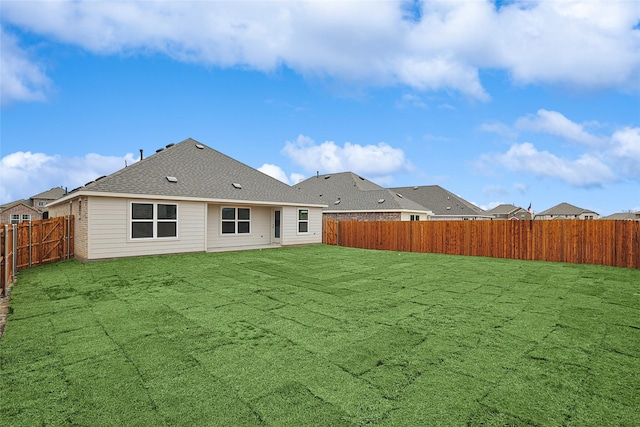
<box><xmin>323</xmin><ymin>218</ymin><xmax>640</xmax><ymax>269</ymax></box>
<box><xmin>1</xmin><ymin>216</ymin><xmax>74</xmax><ymax>296</ymax></box>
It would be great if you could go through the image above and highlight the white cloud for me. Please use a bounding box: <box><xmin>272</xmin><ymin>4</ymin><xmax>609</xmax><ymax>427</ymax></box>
<box><xmin>482</xmin><ymin>142</ymin><xmax>615</xmax><ymax>187</ymax></box>
<box><xmin>479</xmin><ymin>121</ymin><xmax>518</xmax><ymax>139</ymax></box>
<box><xmin>282</xmin><ymin>134</ymin><xmax>410</xmax><ymax>183</ymax></box>
<box><xmin>609</xmin><ymin>127</ymin><xmax>640</xmax><ymax>178</ymax></box>
<box><xmin>0</xmin><ymin>151</ymin><xmax>137</xmax><ymax>204</ymax></box>
<box><xmin>2</xmin><ymin>1</ymin><xmax>638</xmax><ymax>105</ymax></box>
<box><xmin>257</xmin><ymin>163</ymin><xmax>305</xmax><ymax>185</ymax></box>
<box><xmin>515</xmin><ymin>109</ymin><xmax>605</xmax><ymax>146</ymax></box>
<box><xmin>0</xmin><ymin>27</ymin><xmax>51</xmax><ymax>106</ymax></box>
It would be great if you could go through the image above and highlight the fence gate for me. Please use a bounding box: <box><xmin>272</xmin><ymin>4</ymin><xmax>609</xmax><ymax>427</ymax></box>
<box><xmin>1</xmin><ymin>217</ymin><xmax>74</xmax><ymax>294</ymax></box>
<box><xmin>323</xmin><ymin>218</ymin><xmax>339</xmax><ymax>246</ymax></box>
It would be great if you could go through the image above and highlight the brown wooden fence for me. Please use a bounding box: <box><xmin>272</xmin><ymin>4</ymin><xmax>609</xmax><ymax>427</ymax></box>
<box><xmin>0</xmin><ymin>216</ymin><xmax>74</xmax><ymax>296</ymax></box>
<box><xmin>323</xmin><ymin>218</ymin><xmax>640</xmax><ymax>269</ymax></box>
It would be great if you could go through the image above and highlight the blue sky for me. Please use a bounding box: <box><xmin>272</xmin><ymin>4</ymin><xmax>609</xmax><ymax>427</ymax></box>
<box><xmin>1</xmin><ymin>0</ymin><xmax>639</xmax><ymax>216</ymax></box>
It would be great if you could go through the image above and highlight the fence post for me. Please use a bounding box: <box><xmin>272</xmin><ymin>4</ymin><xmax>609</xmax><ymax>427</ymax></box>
<box><xmin>29</xmin><ymin>220</ymin><xmax>33</xmax><ymax>268</ymax></box>
<box><xmin>12</xmin><ymin>224</ymin><xmax>17</xmax><ymax>283</ymax></box>
<box><xmin>66</xmin><ymin>216</ymin><xmax>71</xmax><ymax>259</ymax></box>
<box><xmin>2</xmin><ymin>224</ymin><xmax>7</xmax><ymax>297</ymax></box>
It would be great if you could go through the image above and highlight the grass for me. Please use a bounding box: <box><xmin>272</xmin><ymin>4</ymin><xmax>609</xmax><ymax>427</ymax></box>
<box><xmin>1</xmin><ymin>245</ymin><xmax>639</xmax><ymax>426</ymax></box>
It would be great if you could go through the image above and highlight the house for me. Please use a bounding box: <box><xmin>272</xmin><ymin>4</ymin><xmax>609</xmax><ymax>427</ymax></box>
<box><xmin>486</xmin><ymin>204</ymin><xmax>532</xmax><ymax>220</ymax></box>
<box><xmin>388</xmin><ymin>185</ymin><xmax>493</xmax><ymax>220</ymax></box>
<box><xmin>295</xmin><ymin>172</ymin><xmax>433</xmax><ymax>221</ymax></box>
<box><xmin>601</xmin><ymin>211</ymin><xmax>640</xmax><ymax>220</ymax></box>
<box><xmin>534</xmin><ymin>202</ymin><xmax>599</xmax><ymax>220</ymax></box>
<box><xmin>46</xmin><ymin>138</ymin><xmax>327</xmax><ymax>261</ymax></box>
<box><xmin>0</xmin><ymin>187</ymin><xmax>66</xmax><ymax>224</ymax></box>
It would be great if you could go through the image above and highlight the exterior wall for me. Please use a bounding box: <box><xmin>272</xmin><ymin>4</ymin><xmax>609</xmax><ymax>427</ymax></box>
<box><xmin>281</xmin><ymin>206</ymin><xmax>323</xmax><ymax>245</ymax></box>
<box><xmin>207</xmin><ymin>204</ymin><xmax>271</xmax><ymax>250</ymax></box>
<box><xmin>323</xmin><ymin>211</ymin><xmax>402</xmax><ymax>221</ymax></box>
<box><xmin>51</xmin><ymin>196</ymin><xmax>207</xmax><ymax>260</ymax></box>
<box><xmin>400</xmin><ymin>212</ymin><xmax>429</xmax><ymax>221</ymax></box>
<box><xmin>0</xmin><ymin>205</ymin><xmax>41</xmax><ymax>224</ymax></box>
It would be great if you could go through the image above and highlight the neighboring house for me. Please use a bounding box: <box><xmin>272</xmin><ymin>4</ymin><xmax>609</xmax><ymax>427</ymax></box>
<box><xmin>47</xmin><ymin>138</ymin><xmax>327</xmax><ymax>261</ymax></box>
<box><xmin>486</xmin><ymin>204</ymin><xmax>532</xmax><ymax>220</ymax></box>
<box><xmin>534</xmin><ymin>202</ymin><xmax>599</xmax><ymax>220</ymax></box>
<box><xmin>31</xmin><ymin>187</ymin><xmax>67</xmax><ymax>210</ymax></box>
<box><xmin>0</xmin><ymin>187</ymin><xmax>66</xmax><ymax>224</ymax></box>
<box><xmin>388</xmin><ymin>185</ymin><xmax>493</xmax><ymax>220</ymax></box>
<box><xmin>295</xmin><ymin>172</ymin><xmax>433</xmax><ymax>221</ymax></box>
<box><xmin>601</xmin><ymin>211</ymin><xmax>640</xmax><ymax>220</ymax></box>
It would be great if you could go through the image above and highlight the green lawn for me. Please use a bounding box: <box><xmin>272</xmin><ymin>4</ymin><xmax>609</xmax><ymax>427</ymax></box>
<box><xmin>1</xmin><ymin>245</ymin><xmax>639</xmax><ymax>426</ymax></box>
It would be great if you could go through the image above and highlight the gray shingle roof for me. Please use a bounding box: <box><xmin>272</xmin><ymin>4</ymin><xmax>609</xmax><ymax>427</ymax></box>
<box><xmin>0</xmin><ymin>199</ymin><xmax>32</xmax><ymax>212</ymax></box>
<box><xmin>486</xmin><ymin>204</ymin><xmax>524</xmax><ymax>215</ymax></box>
<box><xmin>56</xmin><ymin>138</ymin><xmax>325</xmax><ymax>206</ymax></box>
<box><xmin>388</xmin><ymin>185</ymin><xmax>490</xmax><ymax>217</ymax></box>
<box><xmin>31</xmin><ymin>187</ymin><xmax>66</xmax><ymax>200</ymax></box>
<box><xmin>295</xmin><ymin>172</ymin><xmax>431</xmax><ymax>212</ymax></box>
<box><xmin>536</xmin><ymin>202</ymin><xmax>598</xmax><ymax>216</ymax></box>
<box><xmin>601</xmin><ymin>212</ymin><xmax>640</xmax><ymax>220</ymax></box>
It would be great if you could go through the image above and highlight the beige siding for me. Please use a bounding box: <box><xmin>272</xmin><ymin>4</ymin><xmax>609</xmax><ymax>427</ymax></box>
<box><xmin>400</xmin><ymin>212</ymin><xmax>429</xmax><ymax>221</ymax></box>
<box><xmin>207</xmin><ymin>204</ymin><xmax>271</xmax><ymax>250</ymax></box>
<box><xmin>86</xmin><ymin>197</ymin><xmax>206</xmax><ymax>260</ymax></box>
<box><xmin>281</xmin><ymin>206</ymin><xmax>323</xmax><ymax>245</ymax></box>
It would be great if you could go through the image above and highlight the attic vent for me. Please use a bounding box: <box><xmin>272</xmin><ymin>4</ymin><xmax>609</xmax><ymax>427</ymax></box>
<box><xmin>232</xmin><ymin>183</ymin><xmax>242</xmax><ymax>189</ymax></box>
<box><xmin>195</xmin><ymin>144</ymin><xmax>204</xmax><ymax>149</ymax></box>
<box><xmin>166</xmin><ymin>143</ymin><xmax>175</xmax><ymax>148</ymax></box>
<box><xmin>156</xmin><ymin>148</ymin><xmax>164</xmax><ymax>153</ymax></box>
<box><xmin>359</xmin><ymin>176</ymin><xmax>365</xmax><ymax>180</ymax></box>
<box><xmin>334</xmin><ymin>200</ymin><xmax>341</xmax><ymax>205</ymax></box>
<box><xmin>413</xmin><ymin>186</ymin><xmax>418</xmax><ymax>190</ymax></box>
<box><xmin>396</xmin><ymin>193</ymin><xmax>403</xmax><ymax>198</ymax></box>
<box><xmin>324</xmin><ymin>175</ymin><xmax>331</xmax><ymax>179</ymax></box>
<box><xmin>166</xmin><ymin>176</ymin><xmax>178</xmax><ymax>183</ymax></box>
<box><xmin>446</xmin><ymin>206</ymin><xmax>451</xmax><ymax>210</ymax></box>
<box><xmin>378</xmin><ymin>199</ymin><xmax>385</xmax><ymax>203</ymax></box>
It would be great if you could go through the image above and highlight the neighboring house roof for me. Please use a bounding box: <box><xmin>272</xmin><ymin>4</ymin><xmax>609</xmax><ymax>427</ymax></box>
<box><xmin>0</xmin><ymin>199</ymin><xmax>31</xmax><ymax>212</ymax></box>
<box><xmin>295</xmin><ymin>172</ymin><xmax>431</xmax><ymax>213</ymax></box>
<box><xmin>535</xmin><ymin>202</ymin><xmax>598</xmax><ymax>217</ymax></box>
<box><xmin>388</xmin><ymin>185</ymin><xmax>491</xmax><ymax>218</ymax></box>
<box><xmin>486</xmin><ymin>204</ymin><xmax>527</xmax><ymax>216</ymax></box>
<box><xmin>51</xmin><ymin>138</ymin><xmax>326</xmax><ymax>207</ymax></box>
<box><xmin>32</xmin><ymin>187</ymin><xmax>66</xmax><ymax>200</ymax></box>
<box><xmin>601</xmin><ymin>212</ymin><xmax>640</xmax><ymax>220</ymax></box>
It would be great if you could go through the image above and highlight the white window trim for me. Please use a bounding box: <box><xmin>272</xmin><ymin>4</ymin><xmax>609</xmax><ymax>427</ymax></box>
<box><xmin>297</xmin><ymin>208</ymin><xmax>309</xmax><ymax>234</ymax></box>
<box><xmin>220</xmin><ymin>206</ymin><xmax>252</xmax><ymax>236</ymax></box>
<box><xmin>10</xmin><ymin>214</ymin><xmax>20</xmax><ymax>224</ymax></box>
<box><xmin>129</xmin><ymin>201</ymin><xmax>178</xmax><ymax>240</ymax></box>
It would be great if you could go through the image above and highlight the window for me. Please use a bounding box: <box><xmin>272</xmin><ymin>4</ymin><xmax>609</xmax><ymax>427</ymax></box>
<box><xmin>37</xmin><ymin>201</ymin><xmax>45</xmax><ymax>207</ymax></box>
<box><xmin>298</xmin><ymin>209</ymin><xmax>309</xmax><ymax>233</ymax></box>
<box><xmin>221</xmin><ymin>207</ymin><xmax>251</xmax><ymax>234</ymax></box>
<box><xmin>10</xmin><ymin>214</ymin><xmax>20</xmax><ymax>224</ymax></box>
<box><xmin>410</xmin><ymin>215</ymin><xmax>420</xmax><ymax>221</ymax></box>
<box><xmin>22</xmin><ymin>214</ymin><xmax>31</xmax><ymax>222</ymax></box>
<box><xmin>131</xmin><ymin>202</ymin><xmax>177</xmax><ymax>239</ymax></box>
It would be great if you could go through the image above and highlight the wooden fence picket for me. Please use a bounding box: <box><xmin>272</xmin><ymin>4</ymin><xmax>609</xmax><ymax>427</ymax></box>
<box><xmin>323</xmin><ymin>218</ymin><xmax>640</xmax><ymax>269</ymax></box>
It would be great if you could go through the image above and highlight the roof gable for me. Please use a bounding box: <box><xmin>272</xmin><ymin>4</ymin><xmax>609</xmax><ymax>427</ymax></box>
<box><xmin>486</xmin><ymin>204</ymin><xmax>525</xmax><ymax>215</ymax></box>
<box><xmin>53</xmin><ymin>139</ymin><xmax>324</xmax><ymax>206</ymax></box>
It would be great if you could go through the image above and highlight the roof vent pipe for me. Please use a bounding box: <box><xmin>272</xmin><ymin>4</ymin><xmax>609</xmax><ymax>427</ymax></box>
<box><xmin>140</xmin><ymin>149</ymin><xmax>143</xmax><ymax>160</ymax></box>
